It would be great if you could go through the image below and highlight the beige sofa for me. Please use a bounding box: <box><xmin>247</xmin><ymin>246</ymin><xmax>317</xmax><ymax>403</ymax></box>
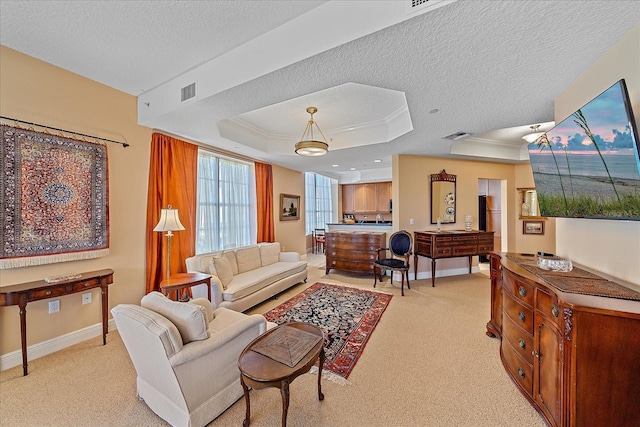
<box><xmin>111</xmin><ymin>292</ymin><xmax>271</xmax><ymax>427</ymax></box>
<box><xmin>185</xmin><ymin>242</ymin><xmax>307</xmax><ymax>312</ymax></box>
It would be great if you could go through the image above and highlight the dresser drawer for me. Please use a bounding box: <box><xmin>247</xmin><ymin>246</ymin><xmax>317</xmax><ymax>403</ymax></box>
<box><xmin>501</xmin><ymin>339</ymin><xmax>533</xmax><ymax>396</ymax></box>
<box><xmin>477</xmin><ymin>243</ymin><xmax>494</xmax><ymax>253</ymax></box>
<box><xmin>328</xmin><ymin>250</ymin><xmax>377</xmax><ymax>262</ymax></box>
<box><xmin>28</xmin><ymin>286</ymin><xmax>68</xmax><ymax>301</ymax></box>
<box><xmin>503</xmin><ymin>271</ymin><xmax>534</xmax><ymax>306</ymax></box>
<box><xmin>502</xmin><ymin>314</ymin><xmax>534</xmax><ymax>365</ymax></box>
<box><xmin>503</xmin><ymin>293</ymin><xmax>533</xmax><ymax>334</ymax></box>
<box><xmin>433</xmin><ymin>247</ymin><xmax>452</xmax><ymax>257</ymax></box>
<box><xmin>327</xmin><ymin>259</ymin><xmax>375</xmax><ymax>273</ymax></box>
<box><xmin>452</xmin><ymin>245</ymin><xmax>477</xmax><ymax>256</ymax></box>
<box><xmin>71</xmin><ymin>278</ymin><xmax>100</xmax><ymax>292</ymax></box>
<box><xmin>536</xmin><ymin>288</ymin><xmax>561</xmax><ymax>327</ymax></box>
<box><xmin>415</xmin><ymin>242</ymin><xmax>430</xmax><ymax>255</ymax></box>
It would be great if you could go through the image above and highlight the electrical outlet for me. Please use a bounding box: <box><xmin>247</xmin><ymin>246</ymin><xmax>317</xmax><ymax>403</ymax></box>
<box><xmin>48</xmin><ymin>299</ymin><xmax>60</xmax><ymax>314</ymax></box>
<box><xmin>82</xmin><ymin>292</ymin><xmax>92</xmax><ymax>305</ymax></box>
<box><xmin>409</xmin><ymin>218</ymin><xmax>414</xmax><ymax>225</ymax></box>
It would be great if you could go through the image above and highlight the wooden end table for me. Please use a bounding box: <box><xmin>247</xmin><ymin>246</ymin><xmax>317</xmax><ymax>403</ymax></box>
<box><xmin>238</xmin><ymin>322</ymin><xmax>325</xmax><ymax>427</ymax></box>
<box><xmin>159</xmin><ymin>273</ymin><xmax>211</xmax><ymax>302</ymax></box>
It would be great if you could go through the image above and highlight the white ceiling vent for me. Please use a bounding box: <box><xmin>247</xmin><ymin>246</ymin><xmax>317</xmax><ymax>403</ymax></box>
<box><xmin>181</xmin><ymin>83</ymin><xmax>196</xmax><ymax>102</ymax></box>
<box><xmin>443</xmin><ymin>131</ymin><xmax>472</xmax><ymax>140</ymax></box>
<box><xmin>406</xmin><ymin>0</ymin><xmax>457</xmax><ymax>16</ymax></box>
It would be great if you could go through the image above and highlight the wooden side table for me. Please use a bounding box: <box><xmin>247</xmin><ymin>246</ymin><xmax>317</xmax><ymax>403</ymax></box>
<box><xmin>160</xmin><ymin>273</ymin><xmax>212</xmax><ymax>302</ymax></box>
<box><xmin>238</xmin><ymin>322</ymin><xmax>325</xmax><ymax>427</ymax></box>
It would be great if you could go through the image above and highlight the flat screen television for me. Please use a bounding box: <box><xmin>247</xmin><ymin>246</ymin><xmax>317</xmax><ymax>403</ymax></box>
<box><xmin>527</xmin><ymin>79</ymin><xmax>640</xmax><ymax>220</ymax></box>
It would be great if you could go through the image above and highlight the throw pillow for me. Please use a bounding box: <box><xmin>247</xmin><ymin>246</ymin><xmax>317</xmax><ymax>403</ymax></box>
<box><xmin>212</xmin><ymin>256</ymin><xmax>233</xmax><ymax>289</ymax></box>
<box><xmin>224</xmin><ymin>251</ymin><xmax>239</xmax><ymax>275</ymax></box>
<box><xmin>141</xmin><ymin>292</ymin><xmax>209</xmax><ymax>344</ymax></box>
<box><xmin>188</xmin><ymin>298</ymin><xmax>214</xmax><ymax>322</ymax></box>
<box><xmin>235</xmin><ymin>246</ymin><xmax>262</xmax><ymax>273</ymax></box>
<box><xmin>259</xmin><ymin>242</ymin><xmax>281</xmax><ymax>266</ymax></box>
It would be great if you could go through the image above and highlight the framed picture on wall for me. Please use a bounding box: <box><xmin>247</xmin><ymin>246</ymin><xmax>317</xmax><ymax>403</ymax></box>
<box><xmin>523</xmin><ymin>220</ymin><xmax>544</xmax><ymax>235</ymax></box>
<box><xmin>280</xmin><ymin>193</ymin><xmax>300</xmax><ymax>221</ymax></box>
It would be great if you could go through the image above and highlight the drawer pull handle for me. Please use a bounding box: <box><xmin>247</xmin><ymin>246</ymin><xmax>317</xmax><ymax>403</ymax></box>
<box><xmin>532</xmin><ymin>351</ymin><xmax>540</xmax><ymax>358</ymax></box>
<box><xmin>84</xmin><ymin>282</ymin><xmax>90</xmax><ymax>287</ymax></box>
<box><xmin>46</xmin><ymin>290</ymin><xmax>52</xmax><ymax>296</ymax></box>
<box><xmin>518</xmin><ymin>367</ymin><xmax>525</xmax><ymax>379</ymax></box>
<box><xmin>518</xmin><ymin>286</ymin><xmax>527</xmax><ymax>297</ymax></box>
<box><xmin>518</xmin><ymin>338</ymin><xmax>526</xmax><ymax>350</ymax></box>
<box><xmin>332</xmin><ymin>252</ymin><xmax>336</xmax><ymax>256</ymax></box>
<box><xmin>552</xmin><ymin>304</ymin><xmax>559</xmax><ymax>318</ymax></box>
<box><xmin>518</xmin><ymin>311</ymin><xmax>526</xmax><ymax>322</ymax></box>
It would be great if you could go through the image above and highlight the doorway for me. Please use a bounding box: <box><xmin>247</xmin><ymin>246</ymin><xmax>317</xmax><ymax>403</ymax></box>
<box><xmin>478</xmin><ymin>179</ymin><xmax>504</xmax><ymax>261</ymax></box>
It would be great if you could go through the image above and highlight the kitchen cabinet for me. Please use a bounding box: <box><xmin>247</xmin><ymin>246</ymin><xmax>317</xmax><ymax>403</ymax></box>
<box><xmin>342</xmin><ymin>182</ymin><xmax>391</xmax><ymax>214</ymax></box>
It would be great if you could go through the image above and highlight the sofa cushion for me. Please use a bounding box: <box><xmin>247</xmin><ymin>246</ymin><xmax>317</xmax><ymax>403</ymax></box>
<box><xmin>222</xmin><ymin>261</ymin><xmax>307</xmax><ymax>302</ymax></box>
<box><xmin>259</xmin><ymin>242</ymin><xmax>281</xmax><ymax>267</ymax></box>
<box><xmin>141</xmin><ymin>292</ymin><xmax>209</xmax><ymax>344</ymax></box>
<box><xmin>235</xmin><ymin>246</ymin><xmax>262</xmax><ymax>273</ymax></box>
<box><xmin>224</xmin><ymin>251</ymin><xmax>239</xmax><ymax>275</ymax></box>
<box><xmin>210</xmin><ymin>256</ymin><xmax>234</xmax><ymax>289</ymax></box>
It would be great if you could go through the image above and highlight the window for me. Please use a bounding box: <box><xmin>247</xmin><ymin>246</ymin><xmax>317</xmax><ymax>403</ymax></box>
<box><xmin>196</xmin><ymin>150</ymin><xmax>256</xmax><ymax>253</ymax></box>
<box><xmin>305</xmin><ymin>172</ymin><xmax>333</xmax><ymax>234</ymax></box>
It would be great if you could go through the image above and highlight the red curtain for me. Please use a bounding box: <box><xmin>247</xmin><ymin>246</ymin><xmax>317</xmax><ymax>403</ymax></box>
<box><xmin>145</xmin><ymin>133</ymin><xmax>198</xmax><ymax>294</ymax></box>
<box><xmin>255</xmin><ymin>162</ymin><xmax>275</xmax><ymax>243</ymax></box>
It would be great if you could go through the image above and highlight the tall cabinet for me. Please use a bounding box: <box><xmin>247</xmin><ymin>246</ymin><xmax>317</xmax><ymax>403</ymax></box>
<box><xmin>488</xmin><ymin>253</ymin><xmax>640</xmax><ymax>427</ymax></box>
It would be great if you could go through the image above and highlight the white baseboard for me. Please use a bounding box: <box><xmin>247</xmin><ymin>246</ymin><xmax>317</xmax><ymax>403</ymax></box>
<box><xmin>413</xmin><ymin>266</ymin><xmax>480</xmax><ymax>281</ymax></box>
<box><xmin>0</xmin><ymin>319</ymin><xmax>117</xmax><ymax>372</ymax></box>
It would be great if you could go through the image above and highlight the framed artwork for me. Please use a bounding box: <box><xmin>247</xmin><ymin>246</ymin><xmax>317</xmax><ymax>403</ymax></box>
<box><xmin>280</xmin><ymin>193</ymin><xmax>300</xmax><ymax>221</ymax></box>
<box><xmin>523</xmin><ymin>220</ymin><xmax>544</xmax><ymax>235</ymax></box>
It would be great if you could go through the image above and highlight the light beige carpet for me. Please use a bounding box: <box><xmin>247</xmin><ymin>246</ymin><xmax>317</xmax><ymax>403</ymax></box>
<box><xmin>0</xmin><ymin>262</ymin><xmax>545</xmax><ymax>426</ymax></box>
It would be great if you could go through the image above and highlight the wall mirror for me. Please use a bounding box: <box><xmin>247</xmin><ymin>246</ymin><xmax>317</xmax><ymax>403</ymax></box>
<box><xmin>431</xmin><ymin>169</ymin><xmax>456</xmax><ymax>224</ymax></box>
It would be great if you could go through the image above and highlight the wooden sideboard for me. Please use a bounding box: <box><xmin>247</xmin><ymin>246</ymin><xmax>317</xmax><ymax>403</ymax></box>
<box><xmin>413</xmin><ymin>230</ymin><xmax>494</xmax><ymax>286</ymax></box>
<box><xmin>0</xmin><ymin>269</ymin><xmax>114</xmax><ymax>376</ymax></box>
<box><xmin>325</xmin><ymin>231</ymin><xmax>386</xmax><ymax>275</ymax></box>
<box><xmin>488</xmin><ymin>253</ymin><xmax>640</xmax><ymax>427</ymax></box>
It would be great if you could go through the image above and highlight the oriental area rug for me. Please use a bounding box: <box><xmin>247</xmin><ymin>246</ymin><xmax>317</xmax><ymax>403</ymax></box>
<box><xmin>0</xmin><ymin>124</ymin><xmax>109</xmax><ymax>268</ymax></box>
<box><xmin>264</xmin><ymin>282</ymin><xmax>392</xmax><ymax>384</ymax></box>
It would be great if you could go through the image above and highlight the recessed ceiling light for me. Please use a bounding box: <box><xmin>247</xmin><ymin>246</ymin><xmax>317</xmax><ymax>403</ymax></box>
<box><xmin>429</xmin><ymin>108</ymin><xmax>439</xmax><ymax>114</ymax></box>
<box><xmin>350</xmin><ymin>168</ymin><xmax>356</xmax><ymax>171</ymax></box>
<box><xmin>332</xmin><ymin>164</ymin><xmax>339</xmax><ymax>167</ymax></box>
<box><xmin>374</xmin><ymin>159</ymin><xmax>382</xmax><ymax>163</ymax></box>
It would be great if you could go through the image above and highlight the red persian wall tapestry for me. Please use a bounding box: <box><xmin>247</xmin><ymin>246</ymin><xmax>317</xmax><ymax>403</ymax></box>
<box><xmin>0</xmin><ymin>124</ymin><xmax>109</xmax><ymax>268</ymax></box>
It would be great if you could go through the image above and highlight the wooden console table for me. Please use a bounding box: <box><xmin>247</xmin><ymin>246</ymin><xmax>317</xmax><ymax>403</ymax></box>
<box><xmin>0</xmin><ymin>269</ymin><xmax>114</xmax><ymax>376</ymax></box>
<box><xmin>414</xmin><ymin>230</ymin><xmax>494</xmax><ymax>286</ymax></box>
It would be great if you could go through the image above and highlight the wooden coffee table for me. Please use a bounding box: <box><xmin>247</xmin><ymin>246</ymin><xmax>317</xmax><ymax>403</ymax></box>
<box><xmin>238</xmin><ymin>322</ymin><xmax>325</xmax><ymax>427</ymax></box>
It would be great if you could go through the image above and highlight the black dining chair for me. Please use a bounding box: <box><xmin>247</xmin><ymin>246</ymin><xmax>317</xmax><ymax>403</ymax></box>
<box><xmin>373</xmin><ymin>230</ymin><xmax>413</xmax><ymax>296</ymax></box>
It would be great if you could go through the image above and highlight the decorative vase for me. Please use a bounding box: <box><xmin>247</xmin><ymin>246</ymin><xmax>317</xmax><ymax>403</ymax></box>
<box><xmin>464</xmin><ymin>215</ymin><xmax>472</xmax><ymax>231</ymax></box>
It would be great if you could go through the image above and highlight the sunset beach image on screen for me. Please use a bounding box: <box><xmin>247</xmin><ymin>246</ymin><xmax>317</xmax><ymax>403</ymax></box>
<box><xmin>527</xmin><ymin>80</ymin><xmax>640</xmax><ymax>220</ymax></box>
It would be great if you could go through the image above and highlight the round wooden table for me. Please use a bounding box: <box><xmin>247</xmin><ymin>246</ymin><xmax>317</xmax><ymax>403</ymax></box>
<box><xmin>238</xmin><ymin>322</ymin><xmax>325</xmax><ymax>427</ymax></box>
<box><xmin>159</xmin><ymin>272</ymin><xmax>211</xmax><ymax>301</ymax></box>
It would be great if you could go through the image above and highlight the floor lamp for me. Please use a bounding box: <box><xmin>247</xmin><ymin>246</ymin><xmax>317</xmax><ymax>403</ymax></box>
<box><xmin>153</xmin><ymin>205</ymin><xmax>185</xmax><ymax>280</ymax></box>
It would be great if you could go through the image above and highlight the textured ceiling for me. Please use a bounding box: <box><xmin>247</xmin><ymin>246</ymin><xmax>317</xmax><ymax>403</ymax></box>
<box><xmin>1</xmin><ymin>1</ymin><xmax>639</xmax><ymax>182</ymax></box>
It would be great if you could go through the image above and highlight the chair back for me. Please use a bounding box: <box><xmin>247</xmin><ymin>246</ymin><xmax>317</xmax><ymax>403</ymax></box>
<box><xmin>389</xmin><ymin>230</ymin><xmax>412</xmax><ymax>258</ymax></box>
<box><xmin>314</xmin><ymin>228</ymin><xmax>326</xmax><ymax>238</ymax></box>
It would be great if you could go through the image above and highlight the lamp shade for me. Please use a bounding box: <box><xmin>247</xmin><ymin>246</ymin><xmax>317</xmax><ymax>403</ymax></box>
<box><xmin>153</xmin><ymin>206</ymin><xmax>185</xmax><ymax>232</ymax></box>
<box><xmin>522</xmin><ymin>125</ymin><xmax>544</xmax><ymax>143</ymax></box>
<box><xmin>296</xmin><ymin>106</ymin><xmax>329</xmax><ymax>156</ymax></box>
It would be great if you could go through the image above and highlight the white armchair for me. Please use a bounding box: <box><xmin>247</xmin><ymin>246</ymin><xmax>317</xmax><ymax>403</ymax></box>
<box><xmin>111</xmin><ymin>292</ymin><xmax>269</xmax><ymax>427</ymax></box>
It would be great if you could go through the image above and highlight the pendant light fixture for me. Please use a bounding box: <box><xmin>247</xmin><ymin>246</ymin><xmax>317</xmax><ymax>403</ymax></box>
<box><xmin>295</xmin><ymin>106</ymin><xmax>329</xmax><ymax>156</ymax></box>
<box><xmin>522</xmin><ymin>124</ymin><xmax>545</xmax><ymax>143</ymax></box>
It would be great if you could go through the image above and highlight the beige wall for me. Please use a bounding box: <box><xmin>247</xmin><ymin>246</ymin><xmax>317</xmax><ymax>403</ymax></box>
<box><xmin>394</xmin><ymin>155</ymin><xmax>519</xmax><ymax>278</ymax></box>
<box><xmin>553</xmin><ymin>24</ymin><xmax>640</xmax><ymax>285</ymax></box>
<box><xmin>272</xmin><ymin>164</ymin><xmax>306</xmax><ymax>255</ymax></box>
<box><xmin>0</xmin><ymin>46</ymin><xmax>152</xmax><ymax>356</ymax></box>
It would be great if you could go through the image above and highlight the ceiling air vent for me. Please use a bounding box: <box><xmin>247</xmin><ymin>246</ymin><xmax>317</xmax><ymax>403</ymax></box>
<box><xmin>406</xmin><ymin>0</ymin><xmax>456</xmax><ymax>15</ymax></box>
<box><xmin>181</xmin><ymin>83</ymin><xmax>196</xmax><ymax>102</ymax></box>
<box><xmin>443</xmin><ymin>131</ymin><xmax>472</xmax><ymax>140</ymax></box>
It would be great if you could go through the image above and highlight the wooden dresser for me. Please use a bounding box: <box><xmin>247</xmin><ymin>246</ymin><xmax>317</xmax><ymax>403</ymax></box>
<box><xmin>413</xmin><ymin>230</ymin><xmax>494</xmax><ymax>286</ymax></box>
<box><xmin>488</xmin><ymin>253</ymin><xmax>640</xmax><ymax>427</ymax></box>
<box><xmin>325</xmin><ymin>231</ymin><xmax>386</xmax><ymax>275</ymax></box>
